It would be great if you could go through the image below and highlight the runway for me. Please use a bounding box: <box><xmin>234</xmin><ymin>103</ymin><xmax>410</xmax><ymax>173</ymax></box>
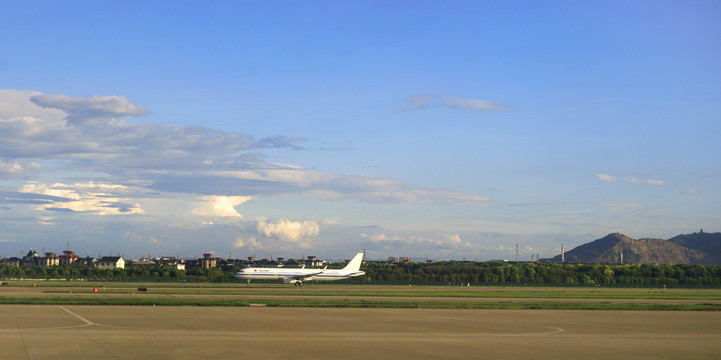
<box><xmin>1</xmin><ymin>305</ymin><xmax>719</xmax><ymax>359</ymax></box>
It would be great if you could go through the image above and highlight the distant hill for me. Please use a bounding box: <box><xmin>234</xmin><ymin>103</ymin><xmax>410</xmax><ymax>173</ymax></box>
<box><xmin>668</xmin><ymin>231</ymin><xmax>721</xmax><ymax>265</ymax></box>
<box><xmin>550</xmin><ymin>232</ymin><xmax>719</xmax><ymax>265</ymax></box>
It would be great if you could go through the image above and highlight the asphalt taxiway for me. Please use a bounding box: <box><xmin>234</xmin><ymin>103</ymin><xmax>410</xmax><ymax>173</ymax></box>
<box><xmin>1</xmin><ymin>305</ymin><xmax>719</xmax><ymax>359</ymax></box>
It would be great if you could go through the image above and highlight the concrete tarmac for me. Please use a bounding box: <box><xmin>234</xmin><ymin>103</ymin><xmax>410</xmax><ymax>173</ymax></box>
<box><xmin>1</xmin><ymin>305</ymin><xmax>720</xmax><ymax>359</ymax></box>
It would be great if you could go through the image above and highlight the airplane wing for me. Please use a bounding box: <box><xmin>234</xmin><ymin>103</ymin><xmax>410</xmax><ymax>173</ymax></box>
<box><xmin>281</xmin><ymin>270</ymin><xmax>324</xmax><ymax>282</ymax></box>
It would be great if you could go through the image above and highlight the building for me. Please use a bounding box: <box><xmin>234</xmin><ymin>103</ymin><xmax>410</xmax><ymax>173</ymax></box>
<box><xmin>0</xmin><ymin>257</ymin><xmax>21</xmax><ymax>267</ymax></box>
<box><xmin>77</xmin><ymin>255</ymin><xmax>96</xmax><ymax>267</ymax></box>
<box><xmin>21</xmin><ymin>249</ymin><xmax>39</xmax><ymax>266</ymax></box>
<box><xmin>127</xmin><ymin>258</ymin><xmax>156</xmax><ymax>268</ymax></box>
<box><xmin>199</xmin><ymin>253</ymin><xmax>217</xmax><ymax>269</ymax></box>
<box><xmin>156</xmin><ymin>257</ymin><xmax>185</xmax><ymax>270</ymax></box>
<box><xmin>59</xmin><ymin>250</ymin><xmax>80</xmax><ymax>266</ymax></box>
<box><xmin>95</xmin><ymin>256</ymin><xmax>125</xmax><ymax>269</ymax></box>
<box><xmin>386</xmin><ymin>256</ymin><xmax>412</xmax><ymax>264</ymax></box>
<box><xmin>305</xmin><ymin>256</ymin><xmax>326</xmax><ymax>267</ymax></box>
<box><xmin>38</xmin><ymin>252</ymin><xmax>60</xmax><ymax>266</ymax></box>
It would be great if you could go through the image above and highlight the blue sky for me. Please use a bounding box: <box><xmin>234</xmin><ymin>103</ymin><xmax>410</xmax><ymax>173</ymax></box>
<box><xmin>1</xmin><ymin>1</ymin><xmax>719</xmax><ymax>261</ymax></box>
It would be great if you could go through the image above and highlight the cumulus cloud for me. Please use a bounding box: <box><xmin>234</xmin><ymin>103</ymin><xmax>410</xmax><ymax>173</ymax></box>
<box><xmin>0</xmin><ymin>159</ymin><xmax>22</xmax><ymax>177</ymax></box>
<box><xmin>257</xmin><ymin>219</ymin><xmax>320</xmax><ymax>242</ymax></box>
<box><xmin>0</xmin><ymin>90</ymin><xmax>295</xmax><ymax>165</ymax></box>
<box><xmin>0</xmin><ymin>89</ymin><xmax>490</xmax><ymax>214</ymax></box>
<box><xmin>192</xmin><ymin>195</ymin><xmax>254</xmax><ymax>217</ymax></box>
<box><xmin>0</xmin><ymin>90</ymin><xmax>66</xmax><ymax>120</ymax></box>
<box><xmin>234</xmin><ymin>236</ymin><xmax>262</xmax><ymax>249</ymax></box>
<box><xmin>19</xmin><ymin>181</ymin><xmax>144</xmax><ymax>215</ymax></box>
<box><xmin>361</xmin><ymin>233</ymin><xmax>403</xmax><ymax>243</ymax></box>
<box><xmin>30</xmin><ymin>94</ymin><xmax>148</xmax><ymax>127</ymax></box>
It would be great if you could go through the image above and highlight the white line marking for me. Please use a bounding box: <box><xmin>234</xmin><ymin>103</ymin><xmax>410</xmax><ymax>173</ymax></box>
<box><xmin>59</xmin><ymin>306</ymin><xmax>96</xmax><ymax>327</ymax></box>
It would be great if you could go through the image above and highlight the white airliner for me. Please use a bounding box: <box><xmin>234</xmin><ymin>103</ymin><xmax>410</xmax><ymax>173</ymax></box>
<box><xmin>234</xmin><ymin>252</ymin><xmax>365</xmax><ymax>286</ymax></box>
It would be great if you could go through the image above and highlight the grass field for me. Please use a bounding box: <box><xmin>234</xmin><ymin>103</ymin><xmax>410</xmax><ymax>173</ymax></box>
<box><xmin>2</xmin><ymin>281</ymin><xmax>721</xmax><ymax>310</ymax></box>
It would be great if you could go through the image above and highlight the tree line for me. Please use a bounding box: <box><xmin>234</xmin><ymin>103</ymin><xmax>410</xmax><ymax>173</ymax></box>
<box><xmin>1</xmin><ymin>261</ymin><xmax>721</xmax><ymax>286</ymax></box>
<box><xmin>358</xmin><ymin>261</ymin><xmax>721</xmax><ymax>286</ymax></box>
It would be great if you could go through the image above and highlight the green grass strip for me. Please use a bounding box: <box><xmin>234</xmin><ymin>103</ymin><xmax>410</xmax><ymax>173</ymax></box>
<box><xmin>39</xmin><ymin>288</ymin><xmax>721</xmax><ymax>300</ymax></box>
<box><xmin>254</xmin><ymin>299</ymin><xmax>721</xmax><ymax>311</ymax></box>
<box><xmin>0</xmin><ymin>296</ymin><xmax>250</xmax><ymax>307</ymax></box>
<box><xmin>1</xmin><ymin>296</ymin><xmax>720</xmax><ymax>311</ymax></box>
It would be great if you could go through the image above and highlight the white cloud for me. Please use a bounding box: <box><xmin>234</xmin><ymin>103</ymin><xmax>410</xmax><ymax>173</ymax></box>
<box><xmin>234</xmin><ymin>236</ymin><xmax>262</xmax><ymax>249</ymax></box>
<box><xmin>399</xmin><ymin>94</ymin><xmax>510</xmax><ymax>113</ymax></box>
<box><xmin>601</xmin><ymin>202</ymin><xmax>644</xmax><ymax>215</ymax></box>
<box><xmin>30</xmin><ymin>93</ymin><xmax>148</xmax><ymax>127</ymax></box>
<box><xmin>596</xmin><ymin>173</ymin><xmax>617</xmax><ymax>182</ymax></box>
<box><xmin>441</xmin><ymin>233</ymin><xmax>463</xmax><ymax>246</ymax></box>
<box><xmin>0</xmin><ymin>90</ymin><xmax>66</xmax><ymax>121</ymax></box>
<box><xmin>361</xmin><ymin>232</ymin><xmax>468</xmax><ymax>249</ymax></box>
<box><xmin>192</xmin><ymin>195</ymin><xmax>254</xmax><ymax>218</ymax></box>
<box><xmin>623</xmin><ymin>176</ymin><xmax>640</xmax><ymax>183</ymax></box>
<box><xmin>441</xmin><ymin>97</ymin><xmax>509</xmax><ymax>111</ymax></box>
<box><xmin>303</xmin><ymin>176</ymin><xmax>490</xmax><ymax>206</ymax></box>
<box><xmin>680</xmin><ymin>188</ymin><xmax>697</xmax><ymax>195</ymax></box>
<box><xmin>0</xmin><ymin>90</ymin><xmax>487</xmax><ymax>208</ymax></box>
<box><xmin>19</xmin><ymin>181</ymin><xmax>144</xmax><ymax>215</ymax></box>
<box><xmin>597</xmin><ymin>173</ymin><xmax>665</xmax><ymax>185</ymax></box>
<box><xmin>361</xmin><ymin>233</ymin><xmax>402</xmax><ymax>243</ymax></box>
<box><xmin>0</xmin><ymin>159</ymin><xmax>22</xmax><ymax>176</ymax></box>
<box><xmin>398</xmin><ymin>94</ymin><xmax>438</xmax><ymax>111</ymax></box>
<box><xmin>37</xmin><ymin>216</ymin><xmax>55</xmax><ymax>225</ymax></box>
<box><xmin>0</xmin><ymin>89</ymin><xmax>509</xmax><ymax>259</ymax></box>
<box><xmin>257</xmin><ymin>219</ymin><xmax>320</xmax><ymax>242</ymax></box>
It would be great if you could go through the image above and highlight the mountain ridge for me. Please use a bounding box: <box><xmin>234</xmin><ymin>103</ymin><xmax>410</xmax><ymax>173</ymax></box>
<box><xmin>550</xmin><ymin>231</ymin><xmax>720</xmax><ymax>265</ymax></box>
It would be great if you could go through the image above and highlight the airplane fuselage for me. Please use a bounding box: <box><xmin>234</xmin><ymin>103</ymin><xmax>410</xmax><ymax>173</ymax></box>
<box><xmin>234</xmin><ymin>252</ymin><xmax>365</xmax><ymax>285</ymax></box>
<box><xmin>234</xmin><ymin>268</ymin><xmax>364</xmax><ymax>282</ymax></box>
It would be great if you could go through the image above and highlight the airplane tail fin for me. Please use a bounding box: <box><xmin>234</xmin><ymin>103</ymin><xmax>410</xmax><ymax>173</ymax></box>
<box><xmin>342</xmin><ymin>252</ymin><xmax>364</xmax><ymax>272</ymax></box>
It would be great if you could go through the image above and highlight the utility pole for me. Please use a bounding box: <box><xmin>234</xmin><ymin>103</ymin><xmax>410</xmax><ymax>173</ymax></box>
<box><xmin>515</xmin><ymin>243</ymin><xmax>519</xmax><ymax>263</ymax></box>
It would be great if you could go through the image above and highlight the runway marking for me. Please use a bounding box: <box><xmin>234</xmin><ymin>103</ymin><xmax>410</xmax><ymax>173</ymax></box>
<box><xmin>57</xmin><ymin>306</ymin><xmax>127</xmax><ymax>330</ymax></box>
<box><xmin>59</xmin><ymin>306</ymin><xmax>95</xmax><ymax>327</ymax></box>
<box><xmin>14</xmin><ymin>314</ymin><xmax>30</xmax><ymax>360</ymax></box>
<box><xmin>59</xmin><ymin>307</ymin><xmax>122</xmax><ymax>359</ymax></box>
<box><xmin>0</xmin><ymin>307</ymin><xmax>107</xmax><ymax>332</ymax></box>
